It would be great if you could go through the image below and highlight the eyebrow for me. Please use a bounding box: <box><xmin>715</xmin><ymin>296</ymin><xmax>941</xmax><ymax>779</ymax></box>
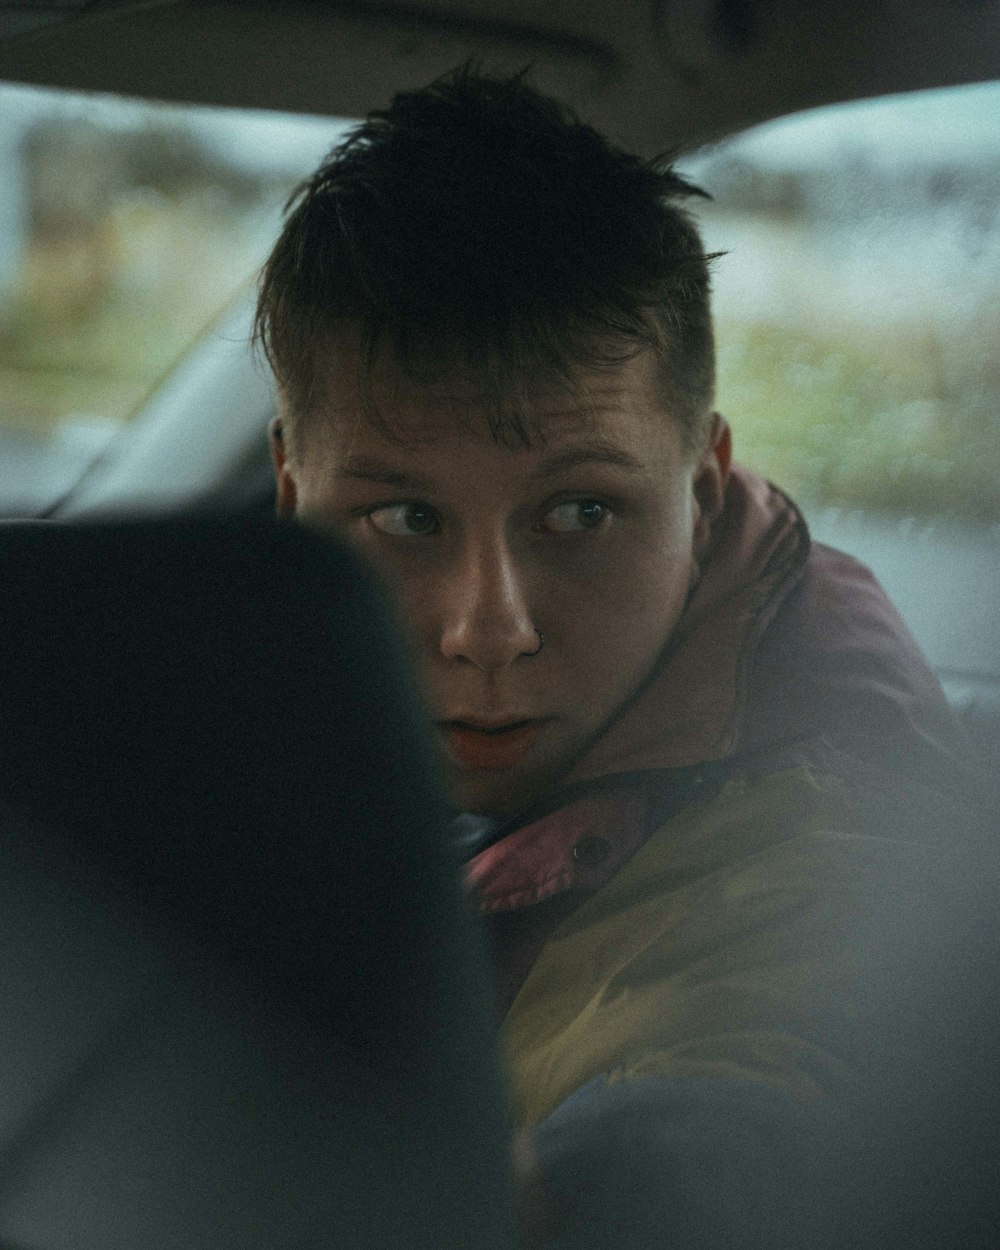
<box><xmin>533</xmin><ymin>440</ymin><xmax>646</xmax><ymax>478</ymax></box>
<box><xmin>337</xmin><ymin>457</ymin><xmax>434</xmax><ymax>491</ymax></box>
<box><xmin>337</xmin><ymin>439</ymin><xmax>646</xmax><ymax>491</ymax></box>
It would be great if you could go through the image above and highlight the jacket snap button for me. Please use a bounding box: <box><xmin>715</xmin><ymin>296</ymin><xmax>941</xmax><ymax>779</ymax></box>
<box><xmin>572</xmin><ymin>836</ymin><xmax>610</xmax><ymax>866</ymax></box>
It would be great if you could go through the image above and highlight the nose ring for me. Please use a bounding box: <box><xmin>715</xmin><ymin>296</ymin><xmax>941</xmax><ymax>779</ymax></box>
<box><xmin>527</xmin><ymin>629</ymin><xmax>544</xmax><ymax>656</ymax></box>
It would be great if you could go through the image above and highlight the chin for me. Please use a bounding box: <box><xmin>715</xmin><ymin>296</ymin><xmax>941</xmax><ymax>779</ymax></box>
<box><xmin>446</xmin><ymin>765</ymin><xmax>550</xmax><ymax>819</ymax></box>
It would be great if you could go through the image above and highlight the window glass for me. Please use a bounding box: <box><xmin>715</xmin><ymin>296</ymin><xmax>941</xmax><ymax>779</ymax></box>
<box><xmin>0</xmin><ymin>83</ymin><xmax>347</xmax><ymax>513</ymax></box>
<box><xmin>680</xmin><ymin>80</ymin><xmax>1000</xmax><ymax>523</ymax></box>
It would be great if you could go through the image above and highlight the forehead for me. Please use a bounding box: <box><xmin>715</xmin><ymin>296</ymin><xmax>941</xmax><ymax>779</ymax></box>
<box><xmin>291</xmin><ymin>338</ymin><xmax>684</xmax><ymax>469</ymax></box>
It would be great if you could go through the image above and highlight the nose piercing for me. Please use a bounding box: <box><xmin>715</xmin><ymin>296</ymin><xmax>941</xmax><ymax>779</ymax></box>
<box><xmin>527</xmin><ymin>629</ymin><xmax>544</xmax><ymax>656</ymax></box>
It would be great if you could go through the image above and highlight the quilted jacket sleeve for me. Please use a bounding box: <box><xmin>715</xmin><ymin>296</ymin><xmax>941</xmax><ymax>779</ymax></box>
<box><xmin>503</xmin><ymin>766</ymin><xmax>992</xmax><ymax>1248</ymax></box>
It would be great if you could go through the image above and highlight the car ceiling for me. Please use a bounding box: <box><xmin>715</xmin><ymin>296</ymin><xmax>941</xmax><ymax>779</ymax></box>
<box><xmin>0</xmin><ymin>0</ymin><xmax>998</xmax><ymax>153</ymax></box>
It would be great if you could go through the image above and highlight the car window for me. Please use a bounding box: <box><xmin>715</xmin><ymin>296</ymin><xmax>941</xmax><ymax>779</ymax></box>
<box><xmin>676</xmin><ymin>81</ymin><xmax>1000</xmax><ymax>688</ymax></box>
<box><xmin>678</xmin><ymin>79</ymin><xmax>999</xmax><ymax>525</ymax></box>
<box><xmin>0</xmin><ymin>82</ymin><xmax>348</xmax><ymax>514</ymax></box>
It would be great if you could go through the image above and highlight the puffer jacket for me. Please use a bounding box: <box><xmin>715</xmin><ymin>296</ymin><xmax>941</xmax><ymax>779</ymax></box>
<box><xmin>465</xmin><ymin>465</ymin><xmax>992</xmax><ymax>1249</ymax></box>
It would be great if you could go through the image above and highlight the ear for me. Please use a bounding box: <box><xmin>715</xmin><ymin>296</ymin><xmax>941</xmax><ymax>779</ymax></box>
<box><xmin>691</xmin><ymin>412</ymin><xmax>732</xmax><ymax>552</ymax></box>
<box><xmin>269</xmin><ymin>417</ymin><xmax>298</xmax><ymax>518</ymax></box>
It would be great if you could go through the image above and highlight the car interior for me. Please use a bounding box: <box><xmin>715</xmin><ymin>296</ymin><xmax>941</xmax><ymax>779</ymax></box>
<box><xmin>0</xmin><ymin>1</ymin><xmax>997</xmax><ymax>1246</ymax></box>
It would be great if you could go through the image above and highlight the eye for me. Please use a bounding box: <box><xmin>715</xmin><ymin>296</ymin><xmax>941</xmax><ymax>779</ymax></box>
<box><xmin>367</xmin><ymin>502</ymin><xmax>439</xmax><ymax>537</ymax></box>
<box><xmin>541</xmin><ymin>499</ymin><xmax>609</xmax><ymax>534</ymax></box>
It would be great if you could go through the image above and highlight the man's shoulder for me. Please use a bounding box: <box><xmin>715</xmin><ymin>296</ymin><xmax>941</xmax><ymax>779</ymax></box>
<box><xmin>604</xmin><ymin>758</ymin><xmax>943</xmax><ymax>910</ymax></box>
<box><xmin>741</xmin><ymin>522</ymin><xmax>974</xmax><ymax>794</ymax></box>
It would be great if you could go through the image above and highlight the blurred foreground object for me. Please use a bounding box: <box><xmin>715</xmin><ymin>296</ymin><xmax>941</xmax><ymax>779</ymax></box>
<box><xmin>0</xmin><ymin>514</ymin><xmax>514</xmax><ymax>1249</ymax></box>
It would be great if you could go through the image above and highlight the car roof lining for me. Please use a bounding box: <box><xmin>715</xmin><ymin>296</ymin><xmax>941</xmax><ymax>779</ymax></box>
<box><xmin>0</xmin><ymin>0</ymin><xmax>998</xmax><ymax>153</ymax></box>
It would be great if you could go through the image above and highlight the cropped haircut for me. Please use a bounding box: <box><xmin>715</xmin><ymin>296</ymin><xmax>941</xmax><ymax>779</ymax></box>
<box><xmin>255</xmin><ymin>65</ymin><xmax>719</xmax><ymax>452</ymax></box>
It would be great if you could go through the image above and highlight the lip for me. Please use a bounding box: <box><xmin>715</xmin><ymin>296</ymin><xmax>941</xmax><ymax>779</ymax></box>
<box><xmin>438</xmin><ymin>718</ymin><xmax>547</xmax><ymax>770</ymax></box>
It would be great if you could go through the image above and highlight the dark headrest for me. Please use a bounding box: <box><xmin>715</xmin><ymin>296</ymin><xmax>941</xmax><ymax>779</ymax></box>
<box><xmin>0</xmin><ymin>515</ymin><xmax>452</xmax><ymax>1027</ymax></box>
<box><xmin>0</xmin><ymin>515</ymin><xmax>514</xmax><ymax>1248</ymax></box>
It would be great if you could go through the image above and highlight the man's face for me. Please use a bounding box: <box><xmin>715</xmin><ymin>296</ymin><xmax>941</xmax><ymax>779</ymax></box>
<box><xmin>271</xmin><ymin>344</ymin><xmax>729</xmax><ymax>816</ymax></box>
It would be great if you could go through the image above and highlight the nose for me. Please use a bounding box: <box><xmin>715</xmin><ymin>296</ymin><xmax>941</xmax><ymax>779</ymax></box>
<box><xmin>438</xmin><ymin>537</ymin><xmax>540</xmax><ymax>671</ymax></box>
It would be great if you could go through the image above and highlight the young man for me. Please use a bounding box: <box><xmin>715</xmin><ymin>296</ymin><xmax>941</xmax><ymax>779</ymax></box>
<box><xmin>257</xmin><ymin>68</ymin><xmax>986</xmax><ymax>1248</ymax></box>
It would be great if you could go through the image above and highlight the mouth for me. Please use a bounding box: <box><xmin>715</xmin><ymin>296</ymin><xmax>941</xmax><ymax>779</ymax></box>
<box><xmin>438</xmin><ymin>718</ymin><xmax>547</xmax><ymax>770</ymax></box>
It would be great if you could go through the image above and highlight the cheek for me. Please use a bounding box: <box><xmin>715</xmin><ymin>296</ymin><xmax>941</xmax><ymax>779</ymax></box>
<box><xmin>580</xmin><ymin>500</ymin><xmax>696</xmax><ymax>618</ymax></box>
<box><xmin>553</xmin><ymin>541</ymin><xmax>696</xmax><ymax>696</ymax></box>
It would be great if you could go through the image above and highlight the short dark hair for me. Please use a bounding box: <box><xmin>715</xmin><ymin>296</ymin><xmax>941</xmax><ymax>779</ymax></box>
<box><xmin>255</xmin><ymin>65</ymin><xmax>718</xmax><ymax>451</ymax></box>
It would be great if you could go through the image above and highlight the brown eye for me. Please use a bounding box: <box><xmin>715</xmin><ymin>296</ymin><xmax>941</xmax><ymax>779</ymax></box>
<box><xmin>368</xmin><ymin>503</ymin><xmax>439</xmax><ymax>536</ymax></box>
<box><xmin>542</xmin><ymin>500</ymin><xmax>609</xmax><ymax>533</ymax></box>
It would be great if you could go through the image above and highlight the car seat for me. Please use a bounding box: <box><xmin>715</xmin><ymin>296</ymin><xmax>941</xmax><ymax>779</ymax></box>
<box><xmin>0</xmin><ymin>514</ymin><xmax>515</xmax><ymax>1250</ymax></box>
